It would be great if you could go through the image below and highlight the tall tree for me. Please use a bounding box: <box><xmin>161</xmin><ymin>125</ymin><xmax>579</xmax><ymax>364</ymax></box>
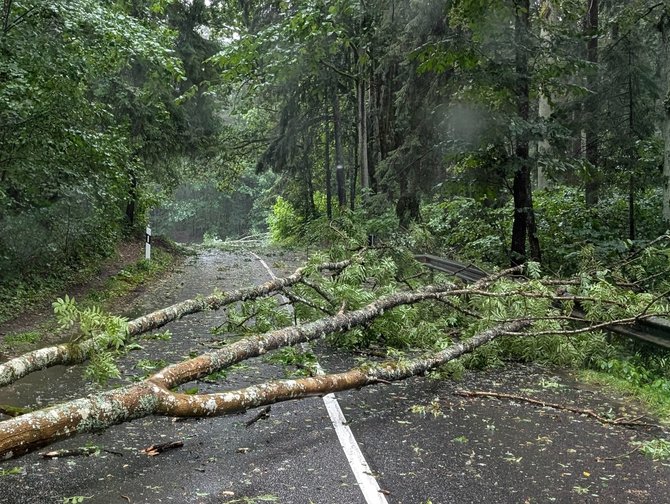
<box><xmin>511</xmin><ymin>0</ymin><xmax>542</xmax><ymax>265</ymax></box>
<box><xmin>584</xmin><ymin>0</ymin><xmax>600</xmax><ymax>205</ymax></box>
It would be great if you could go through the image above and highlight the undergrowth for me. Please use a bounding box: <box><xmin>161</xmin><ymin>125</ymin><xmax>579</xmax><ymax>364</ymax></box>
<box><xmin>264</xmin><ymin>200</ymin><xmax>670</xmax><ymax>421</ymax></box>
<box><xmin>0</xmin><ymin>240</ymin><xmax>180</xmax><ymax>326</ymax></box>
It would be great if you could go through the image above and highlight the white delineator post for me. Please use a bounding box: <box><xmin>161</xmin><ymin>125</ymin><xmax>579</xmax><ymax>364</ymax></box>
<box><xmin>145</xmin><ymin>225</ymin><xmax>151</xmax><ymax>260</ymax></box>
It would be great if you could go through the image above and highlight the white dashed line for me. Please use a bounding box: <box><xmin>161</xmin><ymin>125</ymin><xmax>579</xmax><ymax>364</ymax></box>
<box><xmin>250</xmin><ymin>252</ymin><xmax>389</xmax><ymax>504</ymax></box>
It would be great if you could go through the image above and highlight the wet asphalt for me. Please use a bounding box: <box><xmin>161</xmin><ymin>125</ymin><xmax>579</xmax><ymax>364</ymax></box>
<box><xmin>0</xmin><ymin>247</ymin><xmax>669</xmax><ymax>504</ymax></box>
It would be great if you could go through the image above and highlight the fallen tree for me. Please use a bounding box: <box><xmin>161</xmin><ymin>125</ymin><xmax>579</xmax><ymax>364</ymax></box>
<box><xmin>0</xmin><ymin>257</ymin><xmax>352</xmax><ymax>387</ymax></box>
<box><xmin>0</xmin><ymin>253</ymin><xmax>667</xmax><ymax>460</ymax></box>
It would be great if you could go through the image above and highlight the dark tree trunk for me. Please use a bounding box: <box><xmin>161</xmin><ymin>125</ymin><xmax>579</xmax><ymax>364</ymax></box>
<box><xmin>125</xmin><ymin>170</ymin><xmax>138</xmax><ymax>230</ymax></box>
<box><xmin>333</xmin><ymin>92</ymin><xmax>346</xmax><ymax>208</ymax></box>
<box><xmin>584</xmin><ymin>0</ymin><xmax>599</xmax><ymax>206</ymax></box>
<box><xmin>511</xmin><ymin>0</ymin><xmax>541</xmax><ymax>266</ymax></box>
<box><xmin>628</xmin><ymin>46</ymin><xmax>635</xmax><ymax>241</ymax></box>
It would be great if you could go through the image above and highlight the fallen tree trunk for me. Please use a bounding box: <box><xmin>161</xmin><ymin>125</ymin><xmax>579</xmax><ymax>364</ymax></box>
<box><xmin>0</xmin><ymin>310</ymin><xmax>527</xmax><ymax>460</ymax></box>
<box><xmin>0</xmin><ymin>258</ymin><xmax>351</xmax><ymax>388</ymax></box>
<box><xmin>0</xmin><ymin>282</ymin><xmax>461</xmax><ymax>459</ymax></box>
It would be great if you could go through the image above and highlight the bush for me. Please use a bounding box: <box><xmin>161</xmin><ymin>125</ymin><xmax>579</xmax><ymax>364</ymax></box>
<box><xmin>267</xmin><ymin>196</ymin><xmax>304</xmax><ymax>246</ymax></box>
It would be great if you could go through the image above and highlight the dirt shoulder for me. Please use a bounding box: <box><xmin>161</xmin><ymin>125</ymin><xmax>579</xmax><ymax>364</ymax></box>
<box><xmin>0</xmin><ymin>237</ymin><xmax>185</xmax><ymax>355</ymax></box>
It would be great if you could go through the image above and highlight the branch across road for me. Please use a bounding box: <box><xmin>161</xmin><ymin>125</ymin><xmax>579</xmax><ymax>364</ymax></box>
<box><xmin>0</xmin><ymin>248</ymin><xmax>668</xmax><ymax>504</ymax></box>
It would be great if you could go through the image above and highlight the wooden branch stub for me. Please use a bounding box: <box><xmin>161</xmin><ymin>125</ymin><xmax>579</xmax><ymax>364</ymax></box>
<box><xmin>244</xmin><ymin>406</ymin><xmax>271</xmax><ymax>428</ymax></box>
<box><xmin>141</xmin><ymin>440</ymin><xmax>184</xmax><ymax>456</ymax></box>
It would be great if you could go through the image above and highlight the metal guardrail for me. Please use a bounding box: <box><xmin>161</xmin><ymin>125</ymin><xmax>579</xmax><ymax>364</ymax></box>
<box><xmin>415</xmin><ymin>254</ymin><xmax>670</xmax><ymax>349</ymax></box>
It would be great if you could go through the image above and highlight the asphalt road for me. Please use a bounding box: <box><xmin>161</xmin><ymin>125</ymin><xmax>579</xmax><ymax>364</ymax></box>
<box><xmin>0</xmin><ymin>247</ymin><xmax>669</xmax><ymax>504</ymax></box>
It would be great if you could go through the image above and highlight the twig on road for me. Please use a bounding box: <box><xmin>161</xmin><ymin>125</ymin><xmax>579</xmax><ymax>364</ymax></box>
<box><xmin>454</xmin><ymin>389</ymin><xmax>663</xmax><ymax>430</ymax></box>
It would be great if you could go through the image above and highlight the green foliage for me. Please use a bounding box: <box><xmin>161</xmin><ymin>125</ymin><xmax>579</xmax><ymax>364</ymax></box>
<box><xmin>63</xmin><ymin>497</ymin><xmax>90</xmax><ymax>504</ymax></box>
<box><xmin>86</xmin><ymin>249</ymin><xmax>174</xmax><ymax>304</ymax></box>
<box><xmin>53</xmin><ymin>295</ymin><xmax>128</xmax><ymax>349</ymax></box>
<box><xmin>0</xmin><ymin>466</ymin><xmax>24</xmax><ymax>476</ymax></box>
<box><xmin>415</xmin><ymin>198</ymin><xmax>508</xmax><ymax>265</ymax></box>
<box><xmin>84</xmin><ymin>351</ymin><xmax>121</xmax><ymax>385</ymax></box>
<box><xmin>3</xmin><ymin>331</ymin><xmax>42</xmax><ymax>347</ymax></box>
<box><xmin>635</xmin><ymin>438</ymin><xmax>670</xmax><ymax>460</ymax></box>
<box><xmin>217</xmin><ymin>296</ymin><xmax>292</xmax><ymax>336</ymax></box>
<box><xmin>135</xmin><ymin>359</ymin><xmax>168</xmax><ymax>373</ymax></box>
<box><xmin>51</xmin><ymin>295</ymin><xmax>129</xmax><ymax>384</ymax></box>
<box><xmin>416</xmin><ymin>188</ymin><xmax>668</xmax><ymax>281</ymax></box>
<box><xmin>265</xmin><ymin>346</ymin><xmax>318</xmax><ymax>376</ymax></box>
<box><xmin>267</xmin><ymin>196</ymin><xmax>304</xmax><ymax>246</ymax></box>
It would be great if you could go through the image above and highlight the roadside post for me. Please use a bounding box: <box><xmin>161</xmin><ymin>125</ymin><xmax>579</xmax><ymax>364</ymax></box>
<box><xmin>145</xmin><ymin>225</ymin><xmax>151</xmax><ymax>260</ymax></box>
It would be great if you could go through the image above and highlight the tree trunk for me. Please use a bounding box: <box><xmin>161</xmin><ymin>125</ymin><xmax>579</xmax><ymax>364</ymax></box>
<box><xmin>349</xmin><ymin>141</ymin><xmax>357</xmax><ymax>211</ymax></box>
<box><xmin>0</xmin><ymin>284</ymin><xmax>528</xmax><ymax>459</ymax></box>
<box><xmin>511</xmin><ymin>0</ymin><xmax>541</xmax><ymax>266</ymax></box>
<box><xmin>125</xmin><ymin>170</ymin><xmax>138</xmax><ymax>230</ymax></box>
<box><xmin>536</xmin><ymin>0</ymin><xmax>557</xmax><ymax>190</ymax></box>
<box><xmin>661</xmin><ymin>12</ymin><xmax>670</xmax><ymax>226</ymax></box>
<box><xmin>357</xmin><ymin>77</ymin><xmax>370</xmax><ymax>194</ymax></box>
<box><xmin>584</xmin><ymin>0</ymin><xmax>599</xmax><ymax>206</ymax></box>
<box><xmin>627</xmin><ymin>47</ymin><xmax>635</xmax><ymax>241</ymax></box>
<box><xmin>333</xmin><ymin>91</ymin><xmax>346</xmax><ymax>208</ymax></box>
<box><xmin>0</xmin><ymin>259</ymin><xmax>351</xmax><ymax>388</ymax></box>
<box><xmin>303</xmin><ymin>147</ymin><xmax>315</xmax><ymax>218</ymax></box>
<box><xmin>325</xmin><ymin>95</ymin><xmax>332</xmax><ymax>220</ymax></box>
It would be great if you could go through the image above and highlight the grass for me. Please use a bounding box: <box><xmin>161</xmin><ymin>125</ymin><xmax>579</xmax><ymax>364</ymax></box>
<box><xmin>3</xmin><ymin>331</ymin><xmax>42</xmax><ymax>347</ymax></box>
<box><xmin>84</xmin><ymin>248</ymin><xmax>174</xmax><ymax>305</ymax></box>
<box><xmin>0</xmin><ymin>241</ymin><xmax>180</xmax><ymax>326</ymax></box>
<box><xmin>578</xmin><ymin>369</ymin><xmax>670</xmax><ymax>422</ymax></box>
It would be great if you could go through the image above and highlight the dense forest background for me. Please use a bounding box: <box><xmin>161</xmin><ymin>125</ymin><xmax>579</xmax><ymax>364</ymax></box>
<box><xmin>3</xmin><ymin>0</ymin><xmax>670</xmax><ymax>285</ymax></box>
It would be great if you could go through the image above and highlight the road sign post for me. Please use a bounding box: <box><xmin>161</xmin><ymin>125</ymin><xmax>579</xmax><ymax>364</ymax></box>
<box><xmin>145</xmin><ymin>225</ymin><xmax>151</xmax><ymax>261</ymax></box>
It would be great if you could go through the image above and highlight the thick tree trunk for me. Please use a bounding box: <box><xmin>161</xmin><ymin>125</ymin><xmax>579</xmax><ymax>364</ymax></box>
<box><xmin>0</xmin><ymin>313</ymin><xmax>529</xmax><ymax>459</ymax></box>
<box><xmin>0</xmin><ymin>259</ymin><xmax>351</xmax><ymax>388</ymax></box>
<box><xmin>511</xmin><ymin>0</ymin><xmax>541</xmax><ymax>266</ymax></box>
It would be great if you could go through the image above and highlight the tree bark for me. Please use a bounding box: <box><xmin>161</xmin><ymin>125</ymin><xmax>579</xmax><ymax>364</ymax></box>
<box><xmin>536</xmin><ymin>0</ymin><xmax>557</xmax><ymax>190</ymax></box>
<box><xmin>0</xmin><ymin>259</ymin><xmax>351</xmax><ymax>388</ymax></box>
<box><xmin>584</xmin><ymin>0</ymin><xmax>599</xmax><ymax>206</ymax></box>
<box><xmin>0</xmin><ymin>314</ymin><xmax>529</xmax><ymax>460</ymax></box>
<box><xmin>325</xmin><ymin>94</ymin><xmax>332</xmax><ymax>219</ymax></box>
<box><xmin>511</xmin><ymin>0</ymin><xmax>541</xmax><ymax>266</ymax></box>
<box><xmin>660</xmin><ymin>12</ymin><xmax>670</xmax><ymax>225</ymax></box>
<box><xmin>332</xmin><ymin>91</ymin><xmax>346</xmax><ymax>208</ymax></box>
<box><xmin>357</xmin><ymin>76</ymin><xmax>370</xmax><ymax>193</ymax></box>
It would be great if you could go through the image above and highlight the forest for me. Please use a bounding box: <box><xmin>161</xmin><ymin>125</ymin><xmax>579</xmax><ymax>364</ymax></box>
<box><xmin>3</xmin><ymin>0</ymin><xmax>670</xmax><ymax>279</ymax></box>
<box><xmin>2</xmin><ymin>0</ymin><xmax>670</xmax><ymax>500</ymax></box>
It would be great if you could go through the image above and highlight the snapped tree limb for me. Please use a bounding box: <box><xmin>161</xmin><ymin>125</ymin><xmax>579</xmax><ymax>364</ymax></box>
<box><xmin>0</xmin><ymin>259</ymin><xmax>351</xmax><ymax>388</ymax></box>
<box><xmin>0</xmin><ymin>281</ymin><xmax>460</xmax><ymax>459</ymax></box>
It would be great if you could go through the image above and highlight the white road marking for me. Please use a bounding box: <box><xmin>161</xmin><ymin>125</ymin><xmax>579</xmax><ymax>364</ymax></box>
<box><xmin>250</xmin><ymin>252</ymin><xmax>389</xmax><ymax>504</ymax></box>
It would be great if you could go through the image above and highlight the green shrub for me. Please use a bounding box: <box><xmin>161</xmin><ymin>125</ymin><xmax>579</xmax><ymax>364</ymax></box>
<box><xmin>267</xmin><ymin>196</ymin><xmax>304</xmax><ymax>245</ymax></box>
